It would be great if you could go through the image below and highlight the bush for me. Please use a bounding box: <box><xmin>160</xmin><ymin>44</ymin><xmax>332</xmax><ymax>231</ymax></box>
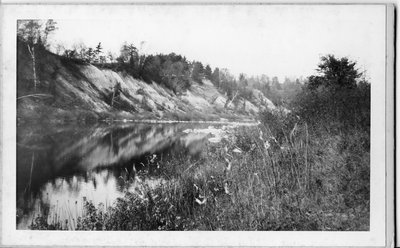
<box><xmin>291</xmin><ymin>55</ymin><xmax>370</xmax><ymax>134</ymax></box>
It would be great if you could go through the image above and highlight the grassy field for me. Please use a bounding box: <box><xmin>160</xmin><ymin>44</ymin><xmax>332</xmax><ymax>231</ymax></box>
<box><xmin>30</xmin><ymin>110</ymin><xmax>369</xmax><ymax>231</ymax></box>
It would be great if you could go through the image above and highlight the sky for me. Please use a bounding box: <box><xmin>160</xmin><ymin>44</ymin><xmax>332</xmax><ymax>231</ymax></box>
<box><xmin>48</xmin><ymin>5</ymin><xmax>386</xmax><ymax>83</ymax></box>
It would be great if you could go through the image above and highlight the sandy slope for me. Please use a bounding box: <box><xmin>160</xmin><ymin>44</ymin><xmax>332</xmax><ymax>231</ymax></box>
<box><xmin>17</xmin><ymin>42</ymin><xmax>277</xmax><ymax>123</ymax></box>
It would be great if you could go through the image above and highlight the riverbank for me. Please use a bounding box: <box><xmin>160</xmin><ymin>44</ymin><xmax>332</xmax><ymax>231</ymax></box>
<box><xmin>17</xmin><ymin>96</ymin><xmax>260</xmax><ymax>125</ymax></box>
<box><xmin>17</xmin><ymin>39</ymin><xmax>278</xmax><ymax>126</ymax></box>
<box><xmin>28</xmin><ymin>118</ymin><xmax>369</xmax><ymax>231</ymax></box>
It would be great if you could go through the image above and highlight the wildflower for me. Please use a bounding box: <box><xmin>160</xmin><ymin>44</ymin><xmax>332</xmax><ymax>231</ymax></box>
<box><xmin>259</xmin><ymin>130</ymin><xmax>263</xmax><ymax>140</ymax></box>
<box><xmin>224</xmin><ymin>182</ymin><xmax>231</xmax><ymax>195</ymax></box>
<box><xmin>224</xmin><ymin>157</ymin><xmax>232</xmax><ymax>171</ymax></box>
<box><xmin>232</xmin><ymin>147</ymin><xmax>242</xmax><ymax>154</ymax></box>
<box><xmin>264</xmin><ymin>141</ymin><xmax>270</xmax><ymax>150</ymax></box>
<box><xmin>150</xmin><ymin>154</ymin><xmax>157</xmax><ymax>163</ymax></box>
<box><xmin>195</xmin><ymin>197</ymin><xmax>207</xmax><ymax>205</ymax></box>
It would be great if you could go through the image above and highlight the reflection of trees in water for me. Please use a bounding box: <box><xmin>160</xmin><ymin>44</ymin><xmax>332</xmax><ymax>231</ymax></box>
<box><xmin>17</xmin><ymin>123</ymin><xmax>213</xmax><ymax>228</ymax></box>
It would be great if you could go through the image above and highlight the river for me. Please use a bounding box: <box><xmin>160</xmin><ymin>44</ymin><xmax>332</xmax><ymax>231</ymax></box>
<box><xmin>16</xmin><ymin>121</ymin><xmax>256</xmax><ymax>229</ymax></box>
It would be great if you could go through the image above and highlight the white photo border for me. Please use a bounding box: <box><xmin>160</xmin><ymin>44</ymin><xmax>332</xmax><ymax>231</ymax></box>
<box><xmin>0</xmin><ymin>3</ymin><xmax>393</xmax><ymax>247</ymax></box>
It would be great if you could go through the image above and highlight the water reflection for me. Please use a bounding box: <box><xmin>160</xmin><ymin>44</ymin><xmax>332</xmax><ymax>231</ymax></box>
<box><xmin>17</xmin><ymin>123</ymin><xmax>215</xmax><ymax>229</ymax></box>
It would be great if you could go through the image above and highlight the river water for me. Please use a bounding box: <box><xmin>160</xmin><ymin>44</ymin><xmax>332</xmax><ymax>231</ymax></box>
<box><xmin>16</xmin><ymin>121</ymin><xmax>256</xmax><ymax>229</ymax></box>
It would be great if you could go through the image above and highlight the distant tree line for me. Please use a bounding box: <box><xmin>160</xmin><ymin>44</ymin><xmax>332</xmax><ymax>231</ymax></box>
<box><xmin>54</xmin><ymin>37</ymin><xmax>307</xmax><ymax>102</ymax></box>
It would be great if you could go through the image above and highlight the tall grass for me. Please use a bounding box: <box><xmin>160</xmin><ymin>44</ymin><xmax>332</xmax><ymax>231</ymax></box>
<box><xmin>30</xmin><ymin>110</ymin><xmax>369</xmax><ymax>230</ymax></box>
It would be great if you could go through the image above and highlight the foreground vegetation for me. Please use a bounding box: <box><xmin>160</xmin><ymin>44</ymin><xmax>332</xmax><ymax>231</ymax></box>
<box><xmin>30</xmin><ymin>117</ymin><xmax>369</xmax><ymax>230</ymax></box>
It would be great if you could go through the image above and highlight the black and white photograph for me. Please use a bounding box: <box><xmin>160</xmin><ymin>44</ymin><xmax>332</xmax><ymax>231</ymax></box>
<box><xmin>0</xmin><ymin>2</ymin><xmax>394</xmax><ymax>247</ymax></box>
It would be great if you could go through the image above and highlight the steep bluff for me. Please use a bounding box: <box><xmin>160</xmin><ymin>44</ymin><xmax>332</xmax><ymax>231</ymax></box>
<box><xmin>17</xmin><ymin>42</ymin><xmax>277</xmax><ymax>123</ymax></box>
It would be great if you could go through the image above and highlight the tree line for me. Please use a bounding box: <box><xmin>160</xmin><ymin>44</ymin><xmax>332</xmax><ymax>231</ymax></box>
<box><xmin>18</xmin><ymin>19</ymin><xmax>367</xmax><ymax>120</ymax></box>
<box><xmin>36</xmin><ymin>20</ymin><xmax>303</xmax><ymax>104</ymax></box>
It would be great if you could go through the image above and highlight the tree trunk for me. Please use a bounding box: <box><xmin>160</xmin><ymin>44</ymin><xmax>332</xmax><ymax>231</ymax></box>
<box><xmin>28</xmin><ymin>152</ymin><xmax>35</xmax><ymax>191</ymax></box>
<box><xmin>224</xmin><ymin>90</ymin><xmax>238</xmax><ymax>109</ymax></box>
<box><xmin>111</xmin><ymin>89</ymin><xmax>116</xmax><ymax>107</ymax></box>
<box><xmin>27</xmin><ymin>44</ymin><xmax>38</xmax><ymax>92</ymax></box>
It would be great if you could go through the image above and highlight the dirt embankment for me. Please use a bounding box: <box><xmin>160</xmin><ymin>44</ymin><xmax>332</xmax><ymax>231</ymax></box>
<box><xmin>17</xmin><ymin>41</ymin><xmax>277</xmax><ymax>124</ymax></box>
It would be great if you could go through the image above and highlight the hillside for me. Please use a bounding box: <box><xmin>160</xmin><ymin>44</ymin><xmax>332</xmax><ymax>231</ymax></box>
<box><xmin>17</xmin><ymin>41</ymin><xmax>277</xmax><ymax>123</ymax></box>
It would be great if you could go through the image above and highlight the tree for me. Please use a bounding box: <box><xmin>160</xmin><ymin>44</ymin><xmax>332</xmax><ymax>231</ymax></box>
<box><xmin>218</xmin><ymin>68</ymin><xmax>237</xmax><ymax>98</ymax></box>
<box><xmin>295</xmin><ymin>55</ymin><xmax>369</xmax><ymax>129</ymax></box>
<box><xmin>43</xmin><ymin>19</ymin><xmax>58</xmax><ymax>47</ymax></box>
<box><xmin>141</xmin><ymin>54</ymin><xmax>163</xmax><ymax>84</ymax></box>
<box><xmin>17</xmin><ymin>19</ymin><xmax>57</xmax><ymax>91</ymax></box>
<box><xmin>54</xmin><ymin>43</ymin><xmax>66</xmax><ymax>55</ymax></box>
<box><xmin>191</xmin><ymin>61</ymin><xmax>204</xmax><ymax>83</ymax></box>
<box><xmin>110</xmin><ymin>82</ymin><xmax>122</xmax><ymax>107</ymax></box>
<box><xmin>239</xmin><ymin>73</ymin><xmax>248</xmax><ymax>87</ymax></box>
<box><xmin>99</xmin><ymin>55</ymin><xmax>107</xmax><ymax>64</ymax></box>
<box><xmin>283</xmin><ymin>77</ymin><xmax>291</xmax><ymax>85</ymax></box>
<box><xmin>204</xmin><ymin>65</ymin><xmax>212</xmax><ymax>80</ymax></box>
<box><xmin>224</xmin><ymin>79</ymin><xmax>239</xmax><ymax>109</ymax></box>
<box><xmin>107</xmin><ymin>51</ymin><xmax>116</xmax><ymax>63</ymax></box>
<box><xmin>85</xmin><ymin>48</ymin><xmax>96</xmax><ymax>63</ymax></box>
<box><xmin>307</xmin><ymin>55</ymin><xmax>361</xmax><ymax>90</ymax></box>
<box><xmin>271</xmin><ymin>76</ymin><xmax>281</xmax><ymax>90</ymax></box>
<box><xmin>136</xmin><ymin>41</ymin><xmax>148</xmax><ymax>79</ymax></box>
<box><xmin>237</xmin><ymin>73</ymin><xmax>252</xmax><ymax>101</ymax></box>
<box><xmin>63</xmin><ymin>49</ymin><xmax>77</xmax><ymax>59</ymax></box>
<box><xmin>95</xmin><ymin>42</ymin><xmax>103</xmax><ymax>54</ymax></box>
<box><xmin>117</xmin><ymin>41</ymin><xmax>149</xmax><ymax>79</ymax></box>
<box><xmin>119</xmin><ymin>42</ymin><xmax>138</xmax><ymax>63</ymax></box>
<box><xmin>160</xmin><ymin>57</ymin><xmax>190</xmax><ymax>94</ymax></box>
<box><xmin>94</xmin><ymin>42</ymin><xmax>103</xmax><ymax>63</ymax></box>
<box><xmin>71</xmin><ymin>42</ymin><xmax>87</xmax><ymax>60</ymax></box>
<box><xmin>211</xmin><ymin>67</ymin><xmax>220</xmax><ymax>88</ymax></box>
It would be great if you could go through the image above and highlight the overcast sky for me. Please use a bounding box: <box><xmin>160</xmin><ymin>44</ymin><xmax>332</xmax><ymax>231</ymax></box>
<box><xmin>49</xmin><ymin>5</ymin><xmax>386</xmax><ymax>83</ymax></box>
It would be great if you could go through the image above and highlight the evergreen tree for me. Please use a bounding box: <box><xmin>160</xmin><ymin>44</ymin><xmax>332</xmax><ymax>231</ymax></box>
<box><xmin>95</xmin><ymin>42</ymin><xmax>103</xmax><ymax>63</ymax></box>
<box><xmin>205</xmin><ymin>65</ymin><xmax>212</xmax><ymax>80</ymax></box>
<box><xmin>211</xmin><ymin>67</ymin><xmax>220</xmax><ymax>88</ymax></box>
<box><xmin>191</xmin><ymin>61</ymin><xmax>204</xmax><ymax>83</ymax></box>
